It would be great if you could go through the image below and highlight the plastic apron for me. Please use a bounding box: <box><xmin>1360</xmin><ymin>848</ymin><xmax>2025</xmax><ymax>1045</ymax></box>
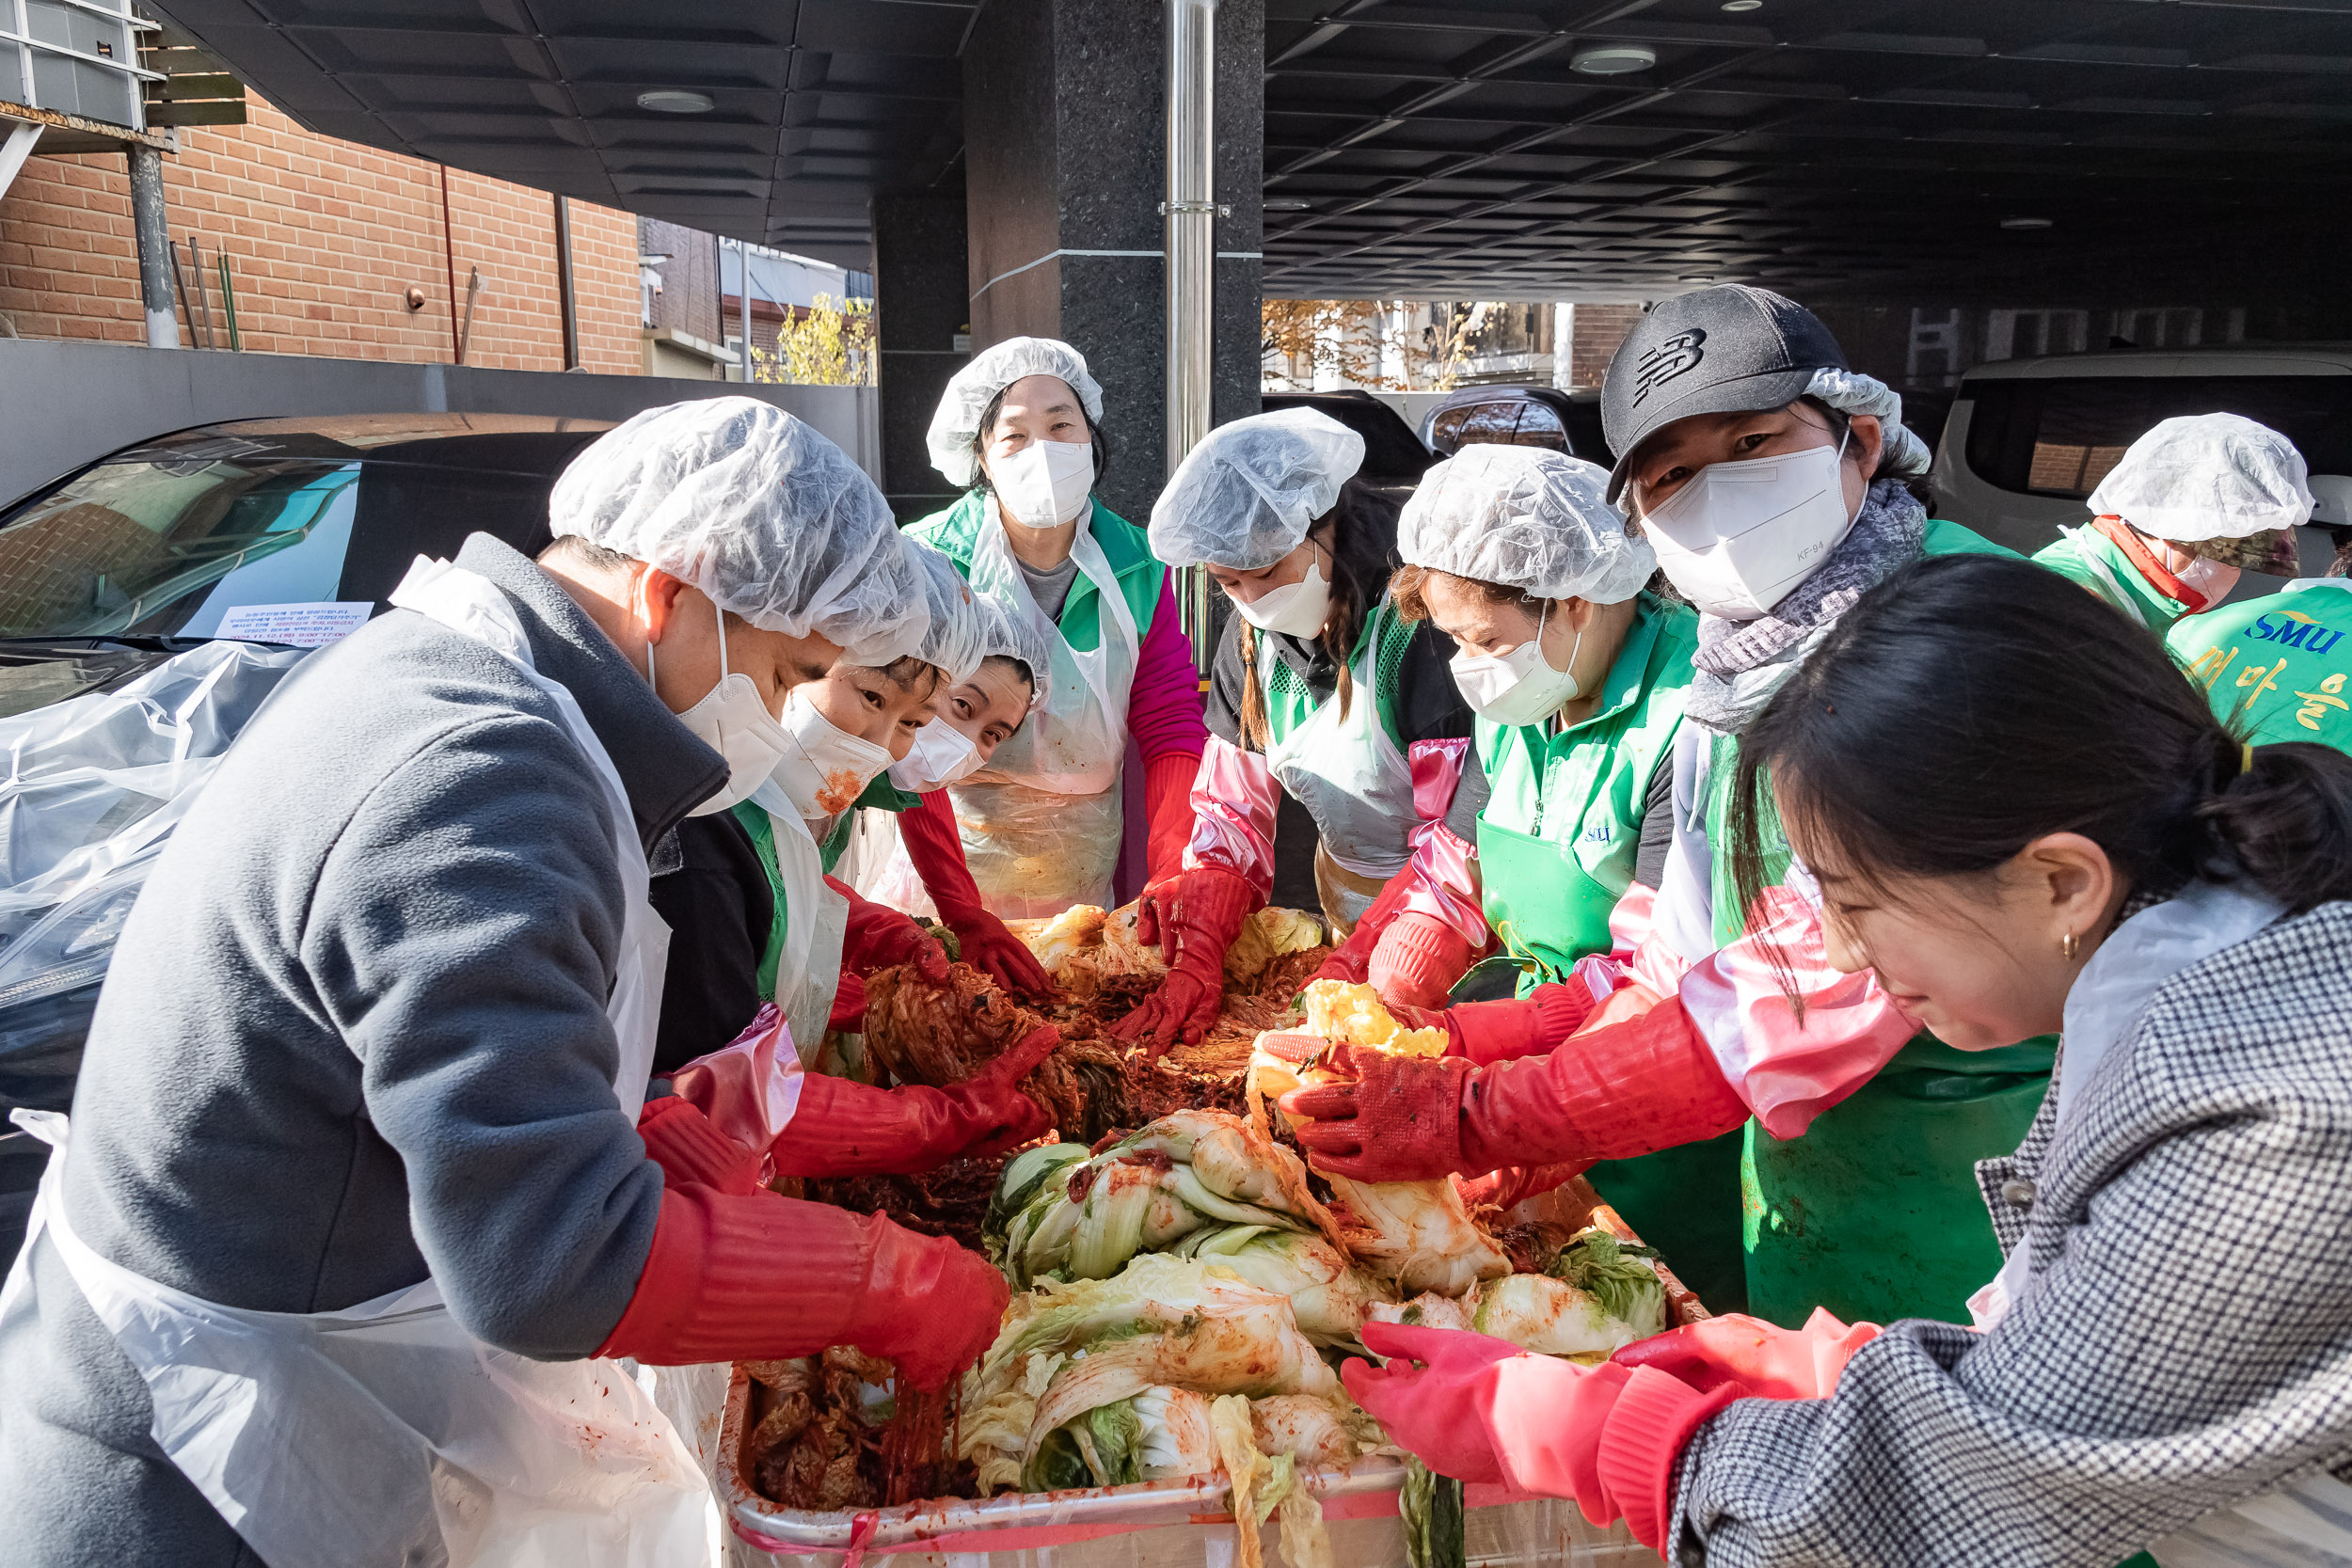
<box><xmin>1257</xmin><ymin>610</ymin><xmax>1417</xmax><ymax>933</ymax></box>
<box><xmin>1702</xmin><ymin>725</ymin><xmax>2056</xmax><ymax>1327</ymax></box>
<box><xmin>0</xmin><ymin>557</ymin><xmax>708</xmax><ymax>1568</ymax></box>
<box><xmin>950</xmin><ymin>501</ymin><xmax>1138</xmax><ymax>918</ymax></box>
<box><xmin>735</xmin><ymin>796</ymin><xmax>850</xmax><ymax>1069</ymax></box>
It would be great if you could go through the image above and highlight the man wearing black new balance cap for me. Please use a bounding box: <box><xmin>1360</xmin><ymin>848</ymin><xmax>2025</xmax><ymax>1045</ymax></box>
<box><xmin>1278</xmin><ymin>286</ymin><xmax>2042</xmax><ymax>1336</ymax></box>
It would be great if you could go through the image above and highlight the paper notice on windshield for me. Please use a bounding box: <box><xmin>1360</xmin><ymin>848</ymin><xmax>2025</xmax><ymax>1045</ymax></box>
<box><xmin>214</xmin><ymin>601</ymin><xmax>373</xmax><ymax>647</ymax></box>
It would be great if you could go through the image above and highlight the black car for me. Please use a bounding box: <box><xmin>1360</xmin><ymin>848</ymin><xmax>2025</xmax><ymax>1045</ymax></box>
<box><xmin>0</xmin><ymin>413</ymin><xmax>612</xmax><ymax>1255</ymax></box>
<box><xmin>1421</xmin><ymin>385</ymin><xmax>1613</xmax><ymax>466</ymax></box>
<box><xmin>1261</xmin><ymin>388</ymin><xmax>1438</xmax><ymax>496</ymax></box>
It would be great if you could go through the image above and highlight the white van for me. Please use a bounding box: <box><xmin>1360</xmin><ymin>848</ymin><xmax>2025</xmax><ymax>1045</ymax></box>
<box><xmin>1928</xmin><ymin>345</ymin><xmax>2352</xmax><ymax>591</ymax></box>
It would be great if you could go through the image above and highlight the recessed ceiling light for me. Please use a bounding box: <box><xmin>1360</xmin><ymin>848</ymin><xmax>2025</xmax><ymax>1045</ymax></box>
<box><xmin>1264</xmin><ymin>198</ymin><xmax>1311</xmax><ymax>212</ymax></box>
<box><xmin>2000</xmin><ymin>215</ymin><xmax>2053</xmax><ymax>230</ymax></box>
<box><xmin>1570</xmin><ymin>43</ymin><xmax>1657</xmax><ymax>74</ymax></box>
<box><xmin>637</xmin><ymin>90</ymin><xmax>715</xmax><ymax>114</ymax></box>
<box><xmin>1722</xmin><ymin>1</ymin><xmax>1763</xmax><ymax>10</ymax></box>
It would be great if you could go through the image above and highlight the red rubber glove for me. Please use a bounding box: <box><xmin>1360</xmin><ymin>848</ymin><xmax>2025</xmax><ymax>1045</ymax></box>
<box><xmin>1446</xmin><ymin>984</ymin><xmax>1596</xmax><ymax>1066</ymax></box>
<box><xmin>636</xmin><ymin>1095</ymin><xmax>764</xmax><ymax>1195</ymax></box>
<box><xmin>1345</xmin><ymin>1323</ymin><xmax>1739</xmax><ymax>1550</ymax></box>
<box><xmin>1115</xmin><ymin>864</ymin><xmax>1258</xmax><ymax>1058</ymax></box>
<box><xmin>1612</xmin><ymin>1308</ymin><xmax>1880</xmax><ymax>1401</ymax></box>
<box><xmin>1307</xmin><ymin>865</ymin><xmax>1414</xmax><ymax>989</ymax></box>
<box><xmin>771</xmin><ymin>1022</ymin><xmax>1061</xmax><ymax>1176</ymax></box>
<box><xmin>598</xmin><ymin>1186</ymin><xmax>1007</xmax><ymax>1391</ymax></box>
<box><xmin>1282</xmin><ymin>992</ymin><xmax>1750</xmax><ymax>1182</ymax></box>
<box><xmin>835</xmin><ymin>878</ymin><xmax>949</xmax><ymax>981</ymax></box>
<box><xmin>898</xmin><ymin>790</ymin><xmax>1055</xmax><ymax>998</ymax></box>
<box><xmin>1453</xmin><ymin>1163</ymin><xmax>1588</xmax><ymax>1213</ymax></box>
<box><xmin>1143</xmin><ymin>752</ymin><xmax>1203</xmax><ymax>887</ymax></box>
<box><xmin>1368</xmin><ymin>911</ymin><xmax>1474</xmax><ymax>1012</ymax></box>
<box><xmin>829</xmin><ymin>970</ymin><xmax>867</xmax><ymax>1032</ymax></box>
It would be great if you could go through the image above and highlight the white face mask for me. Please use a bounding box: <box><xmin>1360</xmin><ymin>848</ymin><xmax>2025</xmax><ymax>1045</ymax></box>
<box><xmin>992</xmin><ymin>438</ymin><xmax>1095</xmax><ymax>530</ymax></box>
<box><xmin>1232</xmin><ymin>555</ymin><xmax>1334</xmax><ymax>640</ymax></box>
<box><xmin>656</xmin><ymin>597</ymin><xmax>792</xmax><ymax>817</ymax></box>
<box><xmin>1639</xmin><ymin>429</ymin><xmax>1857</xmax><ymax>621</ymax></box>
<box><xmin>2170</xmin><ymin>554</ymin><xmax>2239</xmax><ymax>612</ymax></box>
<box><xmin>1449</xmin><ymin>601</ymin><xmax>1586</xmax><ymax>726</ymax></box>
<box><xmin>888</xmin><ymin>718</ymin><xmax>985</xmax><ymax>795</ymax></box>
<box><xmin>755</xmin><ymin>685</ymin><xmax>897</xmax><ymax>824</ymax></box>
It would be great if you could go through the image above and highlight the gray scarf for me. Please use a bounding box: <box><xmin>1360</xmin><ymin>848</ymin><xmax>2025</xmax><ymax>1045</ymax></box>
<box><xmin>1685</xmin><ymin>479</ymin><xmax>1928</xmax><ymax>733</ymax></box>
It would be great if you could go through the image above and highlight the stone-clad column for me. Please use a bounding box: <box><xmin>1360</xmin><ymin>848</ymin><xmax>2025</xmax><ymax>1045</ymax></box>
<box><xmin>961</xmin><ymin>0</ymin><xmax>1263</xmax><ymax>526</ymax></box>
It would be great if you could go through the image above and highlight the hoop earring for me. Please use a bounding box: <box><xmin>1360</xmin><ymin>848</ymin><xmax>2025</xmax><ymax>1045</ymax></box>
<box><xmin>2061</xmin><ymin>931</ymin><xmax>2080</xmax><ymax>961</ymax></box>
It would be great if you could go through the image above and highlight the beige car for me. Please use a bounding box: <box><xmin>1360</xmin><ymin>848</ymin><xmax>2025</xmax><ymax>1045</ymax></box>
<box><xmin>1929</xmin><ymin>344</ymin><xmax>2352</xmax><ymax>594</ymax></box>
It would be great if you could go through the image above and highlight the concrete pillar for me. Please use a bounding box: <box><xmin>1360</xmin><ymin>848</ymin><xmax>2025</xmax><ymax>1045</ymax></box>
<box><xmin>961</xmin><ymin>0</ymin><xmax>1263</xmax><ymax>528</ymax></box>
<box><xmin>873</xmin><ymin>195</ymin><xmax>973</xmax><ymax>521</ymax></box>
<box><xmin>128</xmin><ymin>145</ymin><xmax>177</xmax><ymax>349</ymax></box>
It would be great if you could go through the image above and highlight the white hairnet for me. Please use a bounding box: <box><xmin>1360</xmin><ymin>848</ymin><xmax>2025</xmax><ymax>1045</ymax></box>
<box><xmin>1806</xmin><ymin>368</ymin><xmax>1931</xmax><ymax>480</ymax></box>
<box><xmin>1399</xmin><ymin>444</ymin><xmax>1656</xmax><ymax>605</ymax></box>
<box><xmin>907</xmin><ymin>543</ymin><xmax>987</xmax><ymax>685</ymax></box>
<box><xmin>1149</xmin><ymin>407</ymin><xmax>1366</xmax><ymax>571</ymax></box>
<box><xmin>973</xmin><ymin>593</ymin><xmax>1054</xmax><ymax>712</ymax></box>
<box><xmin>2088</xmin><ymin>413</ymin><xmax>2316</xmax><ymax>542</ymax></box>
<box><xmin>550</xmin><ymin>396</ymin><xmax>927</xmax><ymax>663</ymax></box>
<box><xmin>927</xmin><ymin>337</ymin><xmax>1104</xmax><ymax>487</ymax></box>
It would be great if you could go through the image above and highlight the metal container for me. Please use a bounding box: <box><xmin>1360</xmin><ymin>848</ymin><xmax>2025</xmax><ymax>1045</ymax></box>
<box><xmin>721</xmin><ymin>1179</ymin><xmax>1699</xmax><ymax>1567</ymax></box>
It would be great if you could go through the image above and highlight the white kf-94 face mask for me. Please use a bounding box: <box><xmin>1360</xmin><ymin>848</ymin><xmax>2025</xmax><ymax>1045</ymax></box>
<box><xmin>1448</xmin><ymin>600</ymin><xmax>1586</xmax><ymax>727</ymax></box>
<box><xmin>887</xmin><ymin>717</ymin><xmax>985</xmax><ymax>795</ymax></box>
<box><xmin>757</xmin><ymin>685</ymin><xmax>897</xmax><ymax>823</ymax></box>
<box><xmin>660</xmin><ymin>596</ymin><xmax>793</xmax><ymax>816</ymax></box>
<box><xmin>1232</xmin><ymin>557</ymin><xmax>1334</xmax><ymax>640</ymax></box>
<box><xmin>993</xmin><ymin>438</ymin><xmax>1096</xmax><ymax>530</ymax></box>
<box><xmin>1639</xmin><ymin>429</ymin><xmax>1856</xmax><ymax>621</ymax></box>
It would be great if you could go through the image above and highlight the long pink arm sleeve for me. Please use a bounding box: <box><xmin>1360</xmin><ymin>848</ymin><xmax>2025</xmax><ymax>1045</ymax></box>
<box><xmin>1127</xmin><ymin>578</ymin><xmax>1209</xmax><ymax>763</ymax></box>
<box><xmin>1182</xmin><ymin>734</ymin><xmax>1279</xmax><ymax>899</ymax></box>
<box><xmin>1395</xmin><ymin>736</ymin><xmax>1487</xmax><ymax>946</ymax></box>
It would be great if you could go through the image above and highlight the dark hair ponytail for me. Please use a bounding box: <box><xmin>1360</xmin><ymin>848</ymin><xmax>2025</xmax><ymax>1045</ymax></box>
<box><xmin>1730</xmin><ymin>554</ymin><xmax>2352</xmax><ymax>933</ymax></box>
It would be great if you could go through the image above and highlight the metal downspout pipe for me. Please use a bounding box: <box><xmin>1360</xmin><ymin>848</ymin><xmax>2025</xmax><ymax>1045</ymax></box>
<box><xmin>1165</xmin><ymin>0</ymin><xmax>1219</xmax><ymax>673</ymax></box>
<box><xmin>128</xmin><ymin>145</ymin><xmax>177</xmax><ymax>349</ymax></box>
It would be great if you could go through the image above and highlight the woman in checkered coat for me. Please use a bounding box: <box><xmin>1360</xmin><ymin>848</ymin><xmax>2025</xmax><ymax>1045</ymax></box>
<box><xmin>1347</xmin><ymin>553</ymin><xmax>2352</xmax><ymax>1568</ymax></box>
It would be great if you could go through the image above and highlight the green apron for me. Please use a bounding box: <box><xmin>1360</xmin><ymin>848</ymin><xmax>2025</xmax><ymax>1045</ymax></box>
<box><xmin>817</xmin><ymin>774</ymin><xmax>920</xmax><ymax>875</ymax></box>
<box><xmin>733</xmin><ymin>801</ymin><xmax>791</xmax><ymax>1002</ymax></box>
<box><xmin>1701</xmin><ymin>602</ymin><xmax>2055</xmax><ymax>1326</ymax></box>
<box><xmin>2031</xmin><ymin>525</ymin><xmax>2192</xmax><ymax>633</ymax></box>
<box><xmin>1466</xmin><ymin>596</ymin><xmax>1747</xmax><ymax>1308</ymax></box>
<box><xmin>1671</xmin><ymin>518</ymin><xmax>2053</xmax><ymax>1327</ymax></box>
<box><xmin>2169</xmin><ymin>578</ymin><xmax>2352</xmax><ymax>746</ymax></box>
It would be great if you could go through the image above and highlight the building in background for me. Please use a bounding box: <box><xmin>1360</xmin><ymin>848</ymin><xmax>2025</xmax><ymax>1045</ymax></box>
<box><xmin>1263</xmin><ymin>299</ymin><xmax>1643</xmax><ymax>397</ymax></box>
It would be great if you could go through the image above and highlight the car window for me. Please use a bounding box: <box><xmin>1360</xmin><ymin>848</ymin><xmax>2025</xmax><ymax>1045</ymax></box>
<box><xmin>1962</xmin><ymin>375</ymin><xmax>2352</xmax><ymax>499</ymax></box>
<box><xmin>1427</xmin><ymin>406</ymin><xmax>1474</xmax><ymax>452</ymax></box>
<box><xmin>1507</xmin><ymin>400</ymin><xmax>1568</xmax><ymax>451</ymax></box>
<box><xmin>1458</xmin><ymin>402</ymin><xmax>1521</xmax><ymax>446</ymax></box>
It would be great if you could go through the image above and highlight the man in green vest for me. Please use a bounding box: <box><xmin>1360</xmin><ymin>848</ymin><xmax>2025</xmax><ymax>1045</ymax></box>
<box><xmin>2171</xmin><ymin>542</ymin><xmax>2347</xmax><ymax>744</ymax></box>
<box><xmin>1284</xmin><ymin>285</ymin><xmax>2042</xmax><ymax>1328</ymax></box>
<box><xmin>2035</xmin><ymin>413</ymin><xmax>2310</xmax><ymax>633</ymax></box>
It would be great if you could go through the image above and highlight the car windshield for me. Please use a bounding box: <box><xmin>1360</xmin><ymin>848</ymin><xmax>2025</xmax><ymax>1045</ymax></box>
<box><xmin>1963</xmin><ymin>374</ymin><xmax>2352</xmax><ymax>499</ymax></box>
<box><xmin>0</xmin><ymin>425</ymin><xmax>602</xmax><ymax>640</ymax></box>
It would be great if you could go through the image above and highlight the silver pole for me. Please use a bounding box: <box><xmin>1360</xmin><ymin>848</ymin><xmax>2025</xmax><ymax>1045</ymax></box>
<box><xmin>1165</xmin><ymin>0</ymin><xmax>1217</xmax><ymax>673</ymax></box>
<box><xmin>129</xmin><ymin>146</ymin><xmax>177</xmax><ymax>349</ymax></box>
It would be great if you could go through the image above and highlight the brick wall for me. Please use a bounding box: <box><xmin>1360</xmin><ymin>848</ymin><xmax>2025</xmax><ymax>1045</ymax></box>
<box><xmin>642</xmin><ymin>216</ymin><xmax>721</xmax><ymax>342</ymax></box>
<box><xmin>0</xmin><ymin>96</ymin><xmax>642</xmax><ymax>372</ymax></box>
<box><xmin>1565</xmin><ymin>304</ymin><xmax>1643</xmax><ymax>390</ymax></box>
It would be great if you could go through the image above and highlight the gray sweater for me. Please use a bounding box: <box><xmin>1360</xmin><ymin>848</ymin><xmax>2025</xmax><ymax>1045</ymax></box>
<box><xmin>0</xmin><ymin>533</ymin><xmax>726</xmax><ymax>1567</ymax></box>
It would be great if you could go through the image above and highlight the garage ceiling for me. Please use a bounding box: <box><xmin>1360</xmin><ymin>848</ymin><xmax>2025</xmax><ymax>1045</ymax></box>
<box><xmin>135</xmin><ymin>0</ymin><xmax>980</xmax><ymax>269</ymax></box>
<box><xmin>143</xmin><ymin>0</ymin><xmax>2352</xmax><ymax>292</ymax></box>
<box><xmin>1261</xmin><ymin>0</ymin><xmax>2352</xmax><ymax>299</ymax></box>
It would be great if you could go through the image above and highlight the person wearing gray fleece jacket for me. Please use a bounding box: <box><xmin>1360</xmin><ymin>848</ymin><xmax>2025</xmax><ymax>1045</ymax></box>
<box><xmin>0</xmin><ymin>399</ymin><xmax>1036</xmax><ymax>1567</ymax></box>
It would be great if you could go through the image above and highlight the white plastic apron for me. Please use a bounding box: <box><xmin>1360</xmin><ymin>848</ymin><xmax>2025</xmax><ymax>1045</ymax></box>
<box><xmin>1961</xmin><ymin>881</ymin><xmax>2343</xmax><ymax>1568</ymax></box>
<box><xmin>1257</xmin><ymin>626</ymin><xmax>1414</xmax><ymax>930</ymax></box>
<box><xmin>950</xmin><ymin>500</ymin><xmax>1139</xmax><ymax>917</ymax></box>
<box><xmin>742</xmin><ymin>782</ymin><xmax>850</xmax><ymax>1066</ymax></box>
<box><xmin>0</xmin><ymin>558</ymin><xmax>708</xmax><ymax>1568</ymax></box>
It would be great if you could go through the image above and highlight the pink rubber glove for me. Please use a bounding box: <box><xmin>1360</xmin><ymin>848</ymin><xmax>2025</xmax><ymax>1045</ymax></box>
<box><xmin>1612</xmin><ymin>1308</ymin><xmax>1880</xmax><ymax>1401</ymax></box>
<box><xmin>1347</xmin><ymin>1323</ymin><xmax>1740</xmax><ymax>1549</ymax></box>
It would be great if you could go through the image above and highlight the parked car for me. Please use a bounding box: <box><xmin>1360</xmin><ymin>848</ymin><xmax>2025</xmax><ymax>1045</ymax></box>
<box><xmin>1261</xmin><ymin>388</ymin><xmax>1438</xmax><ymax>495</ymax></box>
<box><xmin>1420</xmin><ymin>385</ymin><xmax>1613</xmax><ymax>466</ymax></box>
<box><xmin>0</xmin><ymin>412</ymin><xmax>613</xmax><ymax>1258</ymax></box>
<box><xmin>1929</xmin><ymin>346</ymin><xmax>2352</xmax><ymax>588</ymax></box>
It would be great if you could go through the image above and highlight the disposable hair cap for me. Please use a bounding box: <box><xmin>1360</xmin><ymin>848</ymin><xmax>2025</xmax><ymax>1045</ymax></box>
<box><xmin>927</xmin><ymin>337</ymin><xmax>1104</xmax><ymax>487</ymax></box>
<box><xmin>1399</xmin><ymin>444</ymin><xmax>1656</xmax><ymax>605</ymax></box>
<box><xmin>1149</xmin><ymin>407</ymin><xmax>1366</xmax><ymax>571</ymax></box>
<box><xmin>972</xmin><ymin>593</ymin><xmax>1055</xmax><ymax>713</ymax></box>
<box><xmin>907</xmin><ymin>542</ymin><xmax>988</xmax><ymax>685</ymax></box>
<box><xmin>549</xmin><ymin>396</ymin><xmax>928</xmax><ymax>663</ymax></box>
<box><xmin>2088</xmin><ymin>413</ymin><xmax>2317</xmax><ymax>542</ymax></box>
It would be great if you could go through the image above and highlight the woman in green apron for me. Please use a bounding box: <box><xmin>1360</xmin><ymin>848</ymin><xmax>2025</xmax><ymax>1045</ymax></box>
<box><xmin>1119</xmin><ymin>407</ymin><xmax>1486</xmax><ymax>1054</ymax></box>
<box><xmin>1285</xmin><ymin>286</ymin><xmax>2046</xmax><ymax>1328</ymax></box>
<box><xmin>1373</xmin><ymin>443</ymin><xmax>1737</xmax><ymax>1307</ymax></box>
<box><xmin>2031</xmin><ymin>412</ymin><xmax>2306</xmax><ymax>632</ymax></box>
<box><xmin>908</xmin><ymin>337</ymin><xmax>1207</xmax><ymax>920</ymax></box>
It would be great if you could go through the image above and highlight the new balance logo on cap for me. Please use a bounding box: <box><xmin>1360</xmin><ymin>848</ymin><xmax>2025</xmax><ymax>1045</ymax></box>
<box><xmin>1633</xmin><ymin>328</ymin><xmax>1707</xmax><ymax>404</ymax></box>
